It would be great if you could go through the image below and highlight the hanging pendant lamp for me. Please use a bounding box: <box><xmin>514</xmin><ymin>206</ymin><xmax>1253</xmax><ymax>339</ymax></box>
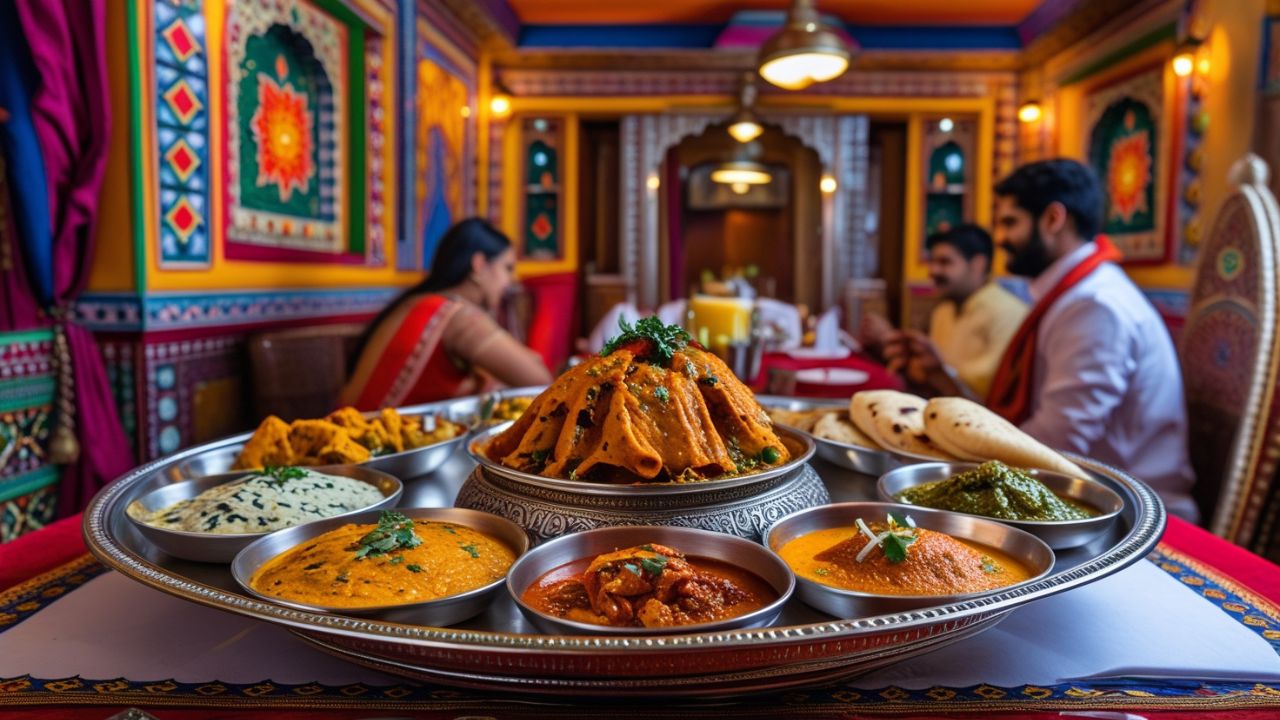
<box><xmin>757</xmin><ymin>0</ymin><xmax>853</xmax><ymax>91</ymax></box>
<box><xmin>727</xmin><ymin>72</ymin><xmax>764</xmax><ymax>143</ymax></box>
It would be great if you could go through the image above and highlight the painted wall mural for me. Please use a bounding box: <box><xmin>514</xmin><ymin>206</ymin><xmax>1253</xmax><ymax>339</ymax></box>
<box><xmin>225</xmin><ymin>0</ymin><xmax>347</xmax><ymax>255</ymax></box>
<box><xmin>522</xmin><ymin>118</ymin><xmax>562</xmax><ymax>260</ymax></box>
<box><xmin>1084</xmin><ymin>64</ymin><xmax>1175</xmax><ymax>264</ymax></box>
<box><xmin>407</xmin><ymin>18</ymin><xmax>476</xmax><ymax>270</ymax></box>
<box><xmin>155</xmin><ymin>1</ymin><xmax>211</xmax><ymax>268</ymax></box>
<box><xmin>0</xmin><ymin>331</ymin><xmax>58</xmax><ymax>541</ymax></box>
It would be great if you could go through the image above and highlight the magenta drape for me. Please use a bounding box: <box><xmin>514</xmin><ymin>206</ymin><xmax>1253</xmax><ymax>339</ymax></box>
<box><xmin>0</xmin><ymin>160</ymin><xmax>42</xmax><ymax>330</ymax></box>
<box><xmin>15</xmin><ymin>0</ymin><xmax>134</xmax><ymax>516</ymax></box>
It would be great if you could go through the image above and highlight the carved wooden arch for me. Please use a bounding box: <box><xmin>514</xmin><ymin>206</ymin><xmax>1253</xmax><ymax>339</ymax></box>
<box><xmin>620</xmin><ymin>113</ymin><xmax>868</xmax><ymax>310</ymax></box>
<box><xmin>1182</xmin><ymin>155</ymin><xmax>1280</xmax><ymax>550</ymax></box>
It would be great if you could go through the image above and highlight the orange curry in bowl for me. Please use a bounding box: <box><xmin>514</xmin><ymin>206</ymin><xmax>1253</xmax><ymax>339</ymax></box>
<box><xmin>521</xmin><ymin>543</ymin><xmax>777</xmax><ymax>628</ymax></box>
<box><xmin>778</xmin><ymin>515</ymin><xmax>1034</xmax><ymax>596</ymax></box>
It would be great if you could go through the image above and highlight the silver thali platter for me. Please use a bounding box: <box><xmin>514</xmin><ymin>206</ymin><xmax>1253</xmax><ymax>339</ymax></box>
<box><xmin>83</xmin><ymin>390</ymin><xmax>1165</xmax><ymax>698</ymax></box>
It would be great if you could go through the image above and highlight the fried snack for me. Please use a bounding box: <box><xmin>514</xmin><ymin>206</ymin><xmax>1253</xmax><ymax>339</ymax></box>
<box><xmin>923</xmin><ymin>397</ymin><xmax>1088</xmax><ymax>478</ymax></box>
<box><xmin>485</xmin><ymin>320</ymin><xmax>788</xmax><ymax>483</ymax></box>
<box><xmin>850</xmin><ymin>390</ymin><xmax>954</xmax><ymax>460</ymax></box>
<box><xmin>232</xmin><ymin>407</ymin><xmax>459</xmax><ymax>469</ymax></box>
<box><xmin>233</xmin><ymin>415</ymin><xmax>295</xmax><ymax>469</ymax></box>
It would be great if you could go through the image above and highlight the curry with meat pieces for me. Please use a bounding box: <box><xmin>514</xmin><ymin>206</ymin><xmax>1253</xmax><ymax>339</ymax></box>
<box><xmin>521</xmin><ymin>543</ymin><xmax>777</xmax><ymax>628</ymax></box>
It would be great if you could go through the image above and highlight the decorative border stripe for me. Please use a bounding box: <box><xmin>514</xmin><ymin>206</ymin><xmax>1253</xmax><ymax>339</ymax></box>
<box><xmin>2</xmin><ymin>545</ymin><xmax>1280</xmax><ymax>711</ymax></box>
<box><xmin>75</xmin><ymin>288</ymin><xmax>398</xmax><ymax>332</ymax></box>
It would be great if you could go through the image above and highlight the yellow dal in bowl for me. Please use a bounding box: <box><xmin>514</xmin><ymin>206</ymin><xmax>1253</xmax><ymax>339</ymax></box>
<box><xmin>250</xmin><ymin>520</ymin><xmax>516</xmax><ymax>608</ymax></box>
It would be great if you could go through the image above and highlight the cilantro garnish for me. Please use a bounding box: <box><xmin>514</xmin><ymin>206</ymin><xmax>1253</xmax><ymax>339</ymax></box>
<box><xmin>640</xmin><ymin>554</ymin><xmax>669</xmax><ymax>576</ymax></box>
<box><xmin>252</xmin><ymin>465</ymin><xmax>306</xmax><ymax>487</ymax></box>
<box><xmin>530</xmin><ymin>448</ymin><xmax>550</xmax><ymax>465</ymax></box>
<box><xmin>406</xmin><ymin>564</ymin><xmax>422</xmax><ymax>573</ymax></box>
<box><xmin>623</xmin><ymin>563</ymin><xmax>641</xmax><ymax>576</ymax></box>
<box><xmin>354</xmin><ymin>511</ymin><xmax>422</xmax><ymax>560</ymax></box>
<box><xmin>654</xmin><ymin>386</ymin><xmax>670</xmax><ymax>403</ymax></box>
<box><xmin>459</xmin><ymin>543</ymin><xmax>480</xmax><ymax>558</ymax></box>
<box><xmin>814</xmin><ymin>568</ymin><xmax>830</xmax><ymax>576</ymax></box>
<box><xmin>881</xmin><ymin>532</ymin><xmax>917</xmax><ymax>564</ymax></box>
<box><xmin>601</xmin><ymin>316</ymin><xmax>692</xmax><ymax>365</ymax></box>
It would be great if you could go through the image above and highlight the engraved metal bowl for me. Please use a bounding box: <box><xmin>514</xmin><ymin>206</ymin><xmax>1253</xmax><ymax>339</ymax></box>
<box><xmin>878</xmin><ymin>461</ymin><xmax>1125</xmax><ymax>549</ymax></box>
<box><xmin>230</xmin><ymin>507</ymin><xmax>529</xmax><ymax>626</ymax></box>
<box><xmin>467</xmin><ymin>421</ymin><xmax>816</xmax><ymax>497</ymax></box>
<box><xmin>506</xmin><ymin>525</ymin><xmax>794</xmax><ymax>635</ymax></box>
<box><xmin>166</xmin><ymin>404</ymin><xmax>474</xmax><ymax>481</ymax></box>
<box><xmin>763</xmin><ymin>501</ymin><xmax>1055</xmax><ymax>618</ymax></box>
<box><xmin>757</xmin><ymin>395</ymin><xmax>902</xmax><ymax>476</ymax></box>
<box><xmin>123</xmin><ymin>465</ymin><xmax>402</xmax><ymax>563</ymax></box>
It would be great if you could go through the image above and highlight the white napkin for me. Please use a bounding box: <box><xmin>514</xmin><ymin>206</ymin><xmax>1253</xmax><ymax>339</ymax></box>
<box><xmin>853</xmin><ymin>558</ymin><xmax>1280</xmax><ymax>689</ymax></box>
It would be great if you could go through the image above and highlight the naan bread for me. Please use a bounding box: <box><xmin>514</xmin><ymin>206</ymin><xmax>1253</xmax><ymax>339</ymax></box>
<box><xmin>812</xmin><ymin>411</ymin><xmax>879</xmax><ymax>448</ymax></box>
<box><xmin>923</xmin><ymin>397</ymin><xmax>1088</xmax><ymax>478</ymax></box>
<box><xmin>767</xmin><ymin>407</ymin><xmax>824</xmax><ymax>433</ymax></box>
<box><xmin>849</xmin><ymin>390</ymin><xmax>954</xmax><ymax>459</ymax></box>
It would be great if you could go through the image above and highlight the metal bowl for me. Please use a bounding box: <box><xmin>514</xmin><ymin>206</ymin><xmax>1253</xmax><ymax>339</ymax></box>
<box><xmin>467</xmin><ymin>421</ymin><xmax>816</xmax><ymax>497</ymax></box>
<box><xmin>764</xmin><ymin>501</ymin><xmax>1055</xmax><ymax>618</ymax></box>
<box><xmin>877</xmin><ymin>462</ymin><xmax>1125</xmax><ymax>549</ymax></box>
<box><xmin>166</xmin><ymin>408</ymin><xmax>472</xmax><ymax>481</ymax></box>
<box><xmin>231</xmin><ymin>507</ymin><xmax>530</xmax><ymax>625</ymax></box>
<box><xmin>507</xmin><ymin>525</ymin><xmax>795</xmax><ymax>635</ymax></box>
<box><xmin>125</xmin><ymin>465</ymin><xmax>402</xmax><ymax>563</ymax></box>
<box><xmin>756</xmin><ymin>395</ymin><xmax>902</xmax><ymax>476</ymax></box>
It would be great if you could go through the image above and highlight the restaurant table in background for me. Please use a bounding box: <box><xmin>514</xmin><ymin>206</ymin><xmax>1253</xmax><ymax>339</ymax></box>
<box><xmin>2</xmin><ymin>509</ymin><xmax>1280</xmax><ymax>719</ymax></box>
<box><xmin>751</xmin><ymin>349</ymin><xmax>904</xmax><ymax>398</ymax></box>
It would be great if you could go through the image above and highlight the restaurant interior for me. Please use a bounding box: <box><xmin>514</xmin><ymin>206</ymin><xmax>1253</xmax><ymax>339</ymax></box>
<box><xmin>4</xmin><ymin>0</ymin><xmax>1280</xmax><ymax>715</ymax></box>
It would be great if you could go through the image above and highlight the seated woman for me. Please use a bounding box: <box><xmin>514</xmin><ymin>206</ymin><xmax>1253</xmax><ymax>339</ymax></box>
<box><xmin>341</xmin><ymin>218</ymin><xmax>553</xmax><ymax>410</ymax></box>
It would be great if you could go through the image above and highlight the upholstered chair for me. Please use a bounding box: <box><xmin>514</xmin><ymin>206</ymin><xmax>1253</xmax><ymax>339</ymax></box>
<box><xmin>1181</xmin><ymin>154</ymin><xmax>1280</xmax><ymax>560</ymax></box>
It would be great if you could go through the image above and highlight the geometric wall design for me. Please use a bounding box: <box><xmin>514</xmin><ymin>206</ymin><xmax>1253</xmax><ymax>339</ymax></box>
<box><xmin>155</xmin><ymin>0</ymin><xmax>211</xmax><ymax>267</ymax></box>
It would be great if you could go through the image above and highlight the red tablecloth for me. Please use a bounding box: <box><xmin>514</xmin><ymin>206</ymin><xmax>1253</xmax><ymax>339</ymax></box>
<box><xmin>2</xmin><ymin>514</ymin><xmax>1279</xmax><ymax>719</ymax></box>
<box><xmin>751</xmin><ymin>350</ymin><xmax>903</xmax><ymax>398</ymax></box>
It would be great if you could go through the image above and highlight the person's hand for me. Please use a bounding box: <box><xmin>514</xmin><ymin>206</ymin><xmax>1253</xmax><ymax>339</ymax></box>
<box><xmin>901</xmin><ymin>330</ymin><xmax>945</xmax><ymax>380</ymax></box>
<box><xmin>859</xmin><ymin>312</ymin><xmax>895</xmax><ymax>349</ymax></box>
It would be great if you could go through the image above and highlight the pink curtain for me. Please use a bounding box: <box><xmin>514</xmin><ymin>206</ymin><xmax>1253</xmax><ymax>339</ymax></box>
<box><xmin>15</xmin><ymin>0</ymin><xmax>134</xmax><ymax>516</ymax></box>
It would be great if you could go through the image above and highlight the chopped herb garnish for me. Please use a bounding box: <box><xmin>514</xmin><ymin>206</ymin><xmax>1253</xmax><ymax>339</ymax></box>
<box><xmin>639</xmin><ymin>544</ymin><xmax>655</xmax><ymax>552</ymax></box>
<box><xmin>353</xmin><ymin>511</ymin><xmax>422</xmax><ymax>560</ymax></box>
<box><xmin>881</xmin><ymin>532</ymin><xmax>917</xmax><ymax>564</ymax></box>
<box><xmin>623</xmin><ymin>563</ymin><xmax>641</xmax><ymax>576</ymax></box>
<box><xmin>406</xmin><ymin>564</ymin><xmax>422</xmax><ymax>573</ymax></box>
<box><xmin>530</xmin><ymin>448</ymin><xmax>550</xmax><ymax>465</ymax></box>
<box><xmin>251</xmin><ymin>465</ymin><xmax>306</xmax><ymax>487</ymax></box>
<box><xmin>640</xmin><ymin>554</ymin><xmax>669</xmax><ymax>576</ymax></box>
<box><xmin>653</xmin><ymin>386</ymin><xmax>670</xmax><ymax>403</ymax></box>
<box><xmin>980</xmin><ymin>555</ymin><xmax>1002</xmax><ymax>574</ymax></box>
<box><xmin>459</xmin><ymin>543</ymin><xmax>480</xmax><ymax>558</ymax></box>
<box><xmin>390</xmin><ymin>555</ymin><xmax>405</xmax><ymax>565</ymax></box>
<box><xmin>601</xmin><ymin>317</ymin><xmax>692</xmax><ymax>365</ymax></box>
<box><xmin>699</xmin><ymin>375</ymin><xmax>719</xmax><ymax>386</ymax></box>
<box><xmin>814</xmin><ymin>568</ymin><xmax>830</xmax><ymax>576</ymax></box>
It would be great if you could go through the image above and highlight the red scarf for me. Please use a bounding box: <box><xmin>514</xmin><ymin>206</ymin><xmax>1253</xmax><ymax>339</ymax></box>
<box><xmin>987</xmin><ymin>236</ymin><xmax>1123</xmax><ymax>424</ymax></box>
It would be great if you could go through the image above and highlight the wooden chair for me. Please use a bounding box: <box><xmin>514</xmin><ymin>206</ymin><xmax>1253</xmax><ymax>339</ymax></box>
<box><xmin>247</xmin><ymin>323</ymin><xmax>364</xmax><ymax>421</ymax></box>
<box><xmin>1181</xmin><ymin>154</ymin><xmax>1280</xmax><ymax>558</ymax></box>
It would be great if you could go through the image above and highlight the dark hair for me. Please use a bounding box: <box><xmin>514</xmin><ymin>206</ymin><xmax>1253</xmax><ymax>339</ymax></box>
<box><xmin>924</xmin><ymin>223</ymin><xmax>994</xmax><ymax>262</ymax></box>
<box><xmin>993</xmin><ymin>159</ymin><xmax>1102</xmax><ymax>240</ymax></box>
<box><xmin>349</xmin><ymin>218</ymin><xmax>512</xmax><ymax>370</ymax></box>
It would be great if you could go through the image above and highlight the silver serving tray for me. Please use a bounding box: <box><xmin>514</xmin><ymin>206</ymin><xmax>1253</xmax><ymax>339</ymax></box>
<box><xmin>84</xmin><ymin>391</ymin><xmax>1166</xmax><ymax>698</ymax></box>
<box><xmin>879</xmin><ymin>462</ymin><xmax>1125</xmax><ymax>549</ymax></box>
<box><xmin>125</xmin><ymin>464</ymin><xmax>402</xmax><ymax>563</ymax></box>
<box><xmin>757</xmin><ymin>395</ymin><xmax>903</xmax><ymax>476</ymax></box>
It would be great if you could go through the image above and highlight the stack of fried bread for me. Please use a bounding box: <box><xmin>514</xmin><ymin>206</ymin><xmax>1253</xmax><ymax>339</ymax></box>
<box><xmin>232</xmin><ymin>407</ymin><xmax>462</xmax><ymax>469</ymax></box>
<box><xmin>792</xmin><ymin>391</ymin><xmax>1086</xmax><ymax>478</ymax></box>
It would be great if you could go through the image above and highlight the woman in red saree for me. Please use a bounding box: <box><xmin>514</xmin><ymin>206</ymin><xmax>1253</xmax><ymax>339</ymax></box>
<box><xmin>341</xmin><ymin>219</ymin><xmax>552</xmax><ymax>410</ymax></box>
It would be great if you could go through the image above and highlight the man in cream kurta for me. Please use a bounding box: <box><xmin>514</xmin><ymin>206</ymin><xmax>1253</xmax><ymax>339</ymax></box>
<box><xmin>882</xmin><ymin>224</ymin><xmax>1027</xmax><ymax>399</ymax></box>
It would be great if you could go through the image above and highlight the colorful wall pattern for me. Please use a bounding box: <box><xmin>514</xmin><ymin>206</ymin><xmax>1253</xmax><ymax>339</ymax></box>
<box><xmin>0</xmin><ymin>331</ymin><xmax>58</xmax><ymax>542</ymax></box>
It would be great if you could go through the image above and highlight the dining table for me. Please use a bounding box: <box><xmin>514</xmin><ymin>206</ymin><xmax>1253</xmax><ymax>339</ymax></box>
<box><xmin>2</xmin><ymin>443</ymin><xmax>1280</xmax><ymax>720</ymax></box>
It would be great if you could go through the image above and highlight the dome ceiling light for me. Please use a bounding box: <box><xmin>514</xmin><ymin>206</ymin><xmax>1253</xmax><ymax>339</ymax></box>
<box><xmin>757</xmin><ymin>0</ymin><xmax>854</xmax><ymax>91</ymax></box>
<box><xmin>727</xmin><ymin>72</ymin><xmax>764</xmax><ymax>143</ymax></box>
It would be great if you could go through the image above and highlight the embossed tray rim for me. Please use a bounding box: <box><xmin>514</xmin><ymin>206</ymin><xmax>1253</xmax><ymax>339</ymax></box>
<box><xmin>84</xmin><ymin>395</ymin><xmax>1166</xmax><ymax>661</ymax></box>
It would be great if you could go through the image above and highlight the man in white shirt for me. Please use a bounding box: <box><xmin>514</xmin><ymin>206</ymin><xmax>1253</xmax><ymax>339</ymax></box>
<box><xmin>881</xmin><ymin>224</ymin><xmax>1027</xmax><ymax>399</ymax></box>
<box><xmin>987</xmin><ymin>159</ymin><xmax>1197</xmax><ymax>520</ymax></box>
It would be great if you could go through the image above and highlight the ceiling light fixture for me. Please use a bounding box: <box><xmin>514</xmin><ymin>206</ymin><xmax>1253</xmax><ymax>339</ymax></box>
<box><xmin>1017</xmin><ymin>100</ymin><xmax>1042</xmax><ymax>124</ymax></box>
<box><xmin>711</xmin><ymin>160</ymin><xmax>773</xmax><ymax>185</ymax></box>
<box><xmin>727</xmin><ymin>72</ymin><xmax>764</xmax><ymax>143</ymax></box>
<box><xmin>757</xmin><ymin>0</ymin><xmax>853</xmax><ymax>91</ymax></box>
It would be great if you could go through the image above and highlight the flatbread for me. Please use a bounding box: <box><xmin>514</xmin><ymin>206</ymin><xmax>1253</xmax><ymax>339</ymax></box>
<box><xmin>849</xmin><ymin>390</ymin><xmax>954</xmax><ymax>459</ymax></box>
<box><xmin>767</xmin><ymin>407</ymin><xmax>824</xmax><ymax>433</ymax></box>
<box><xmin>923</xmin><ymin>397</ymin><xmax>1088</xmax><ymax>478</ymax></box>
<box><xmin>812</xmin><ymin>411</ymin><xmax>879</xmax><ymax>449</ymax></box>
